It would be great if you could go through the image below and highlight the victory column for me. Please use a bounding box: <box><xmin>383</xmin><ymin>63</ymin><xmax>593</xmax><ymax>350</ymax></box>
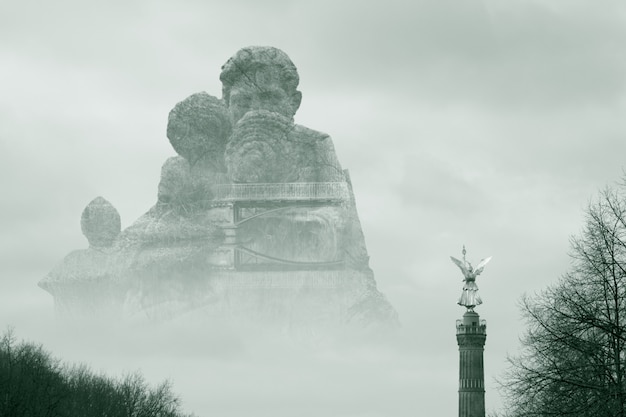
<box><xmin>451</xmin><ymin>247</ymin><xmax>491</xmax><ymax>417</ymax></box>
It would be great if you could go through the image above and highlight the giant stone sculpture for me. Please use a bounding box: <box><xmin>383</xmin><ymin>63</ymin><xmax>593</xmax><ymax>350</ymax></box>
<box><xmin>40</xmin><ymin>46</ymin><xmax>398</xmax><ymax>329</ymax></box>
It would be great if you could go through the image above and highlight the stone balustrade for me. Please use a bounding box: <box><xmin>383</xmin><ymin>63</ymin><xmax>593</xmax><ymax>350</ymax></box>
<box><xmin>211</xmin><ymin>182</ymin><xmax>350</xmax><ymax>202</ymax></box>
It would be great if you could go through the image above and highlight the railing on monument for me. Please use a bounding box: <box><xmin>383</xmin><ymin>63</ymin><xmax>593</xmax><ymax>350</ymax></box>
<box><xmin>456</xmin><ymin>319</ymin><xmax>487</xmax><ymax>335</ymax></box>
<box><xmin>211</xmin><ymin>182</ymin><xmax>350</xmax><ymax>202</ymax></box>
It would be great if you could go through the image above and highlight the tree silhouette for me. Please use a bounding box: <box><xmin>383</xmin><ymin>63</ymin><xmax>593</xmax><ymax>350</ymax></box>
<box><xmin>0</xmin><ymin>328</ymin><xmax>196</xmax><ymax>417</ymax></box>
<box><xmin>500</xmin><ymin>184</ymin><xmax>626</xmax><ymax>417</ymax></box>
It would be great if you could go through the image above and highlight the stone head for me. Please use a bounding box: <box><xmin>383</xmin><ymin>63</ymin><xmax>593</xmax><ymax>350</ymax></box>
<box><xmin>220</xmin><ymin>46</ymin><xmax>302</xmax><ymax>124</ymax></box>
<box><xmin>166</xmin><ymin>92</ymin><xmax>231</xmax><ymax>168</ymax></box>
<box><xmin>81</xmin><ymin>196</ymin><xmax>121</xmax><ymax>248</ymax></box>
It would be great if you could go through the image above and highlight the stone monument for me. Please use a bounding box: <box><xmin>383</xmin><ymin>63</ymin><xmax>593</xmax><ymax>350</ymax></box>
<box><xmin>40</xmin><ymin>46</ymin><xmax>398</xmax><ymax>331</ymax></box>
<box><xmin>451</xmin><ymin>246</ymin><xmax>490</xmax><ymax>417</ymax></box>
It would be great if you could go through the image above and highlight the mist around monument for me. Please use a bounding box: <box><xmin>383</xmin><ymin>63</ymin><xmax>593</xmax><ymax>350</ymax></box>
<box><xmin>0</xmin><ymin>40</ymin><xmax>594</xmax><ymax>416</ymax></box>
<box><xmin>0</xmin><ymin>41</ymin><xmax>585</xmax><ymax>417</ymax></box>
<box><xmin>4</xmin><ymin>2</ymin><xmax>626</xmax><ymax>415</ymax></box>
<box><xmin>38</xmin><ymin>47</ymin><xmax>398</xmax><ymax>342</ymax></box>
<box><xmin>15</xmin><ymin>46</ymin><xmax>408</xmax><ymax>415</ymax></box>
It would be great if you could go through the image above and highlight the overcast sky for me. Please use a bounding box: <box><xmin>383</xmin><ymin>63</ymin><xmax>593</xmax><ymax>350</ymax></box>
<box><xmin>2</xmin><ymin>0</ymin><xmax>626</xmax><ymax>416</ymax></box>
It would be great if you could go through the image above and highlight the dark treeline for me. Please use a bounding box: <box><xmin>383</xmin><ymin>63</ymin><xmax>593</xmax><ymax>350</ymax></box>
<box><xmin>0</xmin><ymin>328</ymin><xmax>196</xmax><ymax>417</ymax></box>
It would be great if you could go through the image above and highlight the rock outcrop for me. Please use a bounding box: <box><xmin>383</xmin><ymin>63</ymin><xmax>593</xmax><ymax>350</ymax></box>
<box><xmin>39</xmin><ymin>46</ymin><xmax>398</xmax><ymax>331</ymax></box>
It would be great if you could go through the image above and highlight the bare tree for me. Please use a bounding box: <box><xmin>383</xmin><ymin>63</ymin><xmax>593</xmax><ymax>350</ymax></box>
<box><xmin>500</xmin><ymin>185</ymin><xmax>626</xmax><ymax>417</ymax></box>
<box><xmin>0</xmin><ymin>329</ymin><xmax>67</xmax><ymax>417</ymax></box>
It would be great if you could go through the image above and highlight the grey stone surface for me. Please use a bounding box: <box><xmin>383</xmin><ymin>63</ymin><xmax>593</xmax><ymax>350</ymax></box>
<box><xmin>40</xmin><ymin>46</ymin><xmax>398</xmax><ymax>331</ymax></box>
<box><xmin>225</xmin><ymin>110</ymin><xmax>343</xmax><ymax>183</ymax></box>
<box><xmin>166</xmin><ymin>92</ymin><xmax>231</xmax><ymax>168</ymax></box>
<box><xmin>220</xmin><ymin>46</ymin><xmax>301</xmax><ymax>125</ymax></box>
<box><xmin>156</xmin><ymin>155</ymin><xmax>228</xmax><ymax>210</ymax></box>
<box><xmin>81</xmin><ymin>196</ymin><xmax>121</xmax><ymax>248</ymax></box>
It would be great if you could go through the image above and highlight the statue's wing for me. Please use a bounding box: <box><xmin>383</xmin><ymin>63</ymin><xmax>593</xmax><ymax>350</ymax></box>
<box><xmin>450</xmin><ymin>256</ymin><xmax>469</xmax><ymax>276</ymax></box>
<box><xmin>474</xmin><ymin>256</ymin><xmax>492</xmax><ymax>275</ymax></box>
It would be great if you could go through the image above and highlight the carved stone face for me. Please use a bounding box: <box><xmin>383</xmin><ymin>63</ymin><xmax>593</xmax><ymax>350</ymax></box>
<box><xmin>227</xmin><ymin>67</ymin><xmax>301</xmax><ymax>124</ymax></box>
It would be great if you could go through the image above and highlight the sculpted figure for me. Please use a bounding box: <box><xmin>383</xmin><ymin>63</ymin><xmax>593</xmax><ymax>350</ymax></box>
<box><xmin>124</xmin><ymin>92</ymin><xmax>231</xmax><ymax>240</ymax></box>
<box><xmin>125</xmin><ymin>156</ymin><xmax>224</xmax><ymax>247</ymax></box>
<box><xmin>117</xmin><ymin>155</ymin><xmax>225</xmax><ymax>319</ymax></box>
<box><xmin>220</xmin><ymin>46</ymin><xmax>349</xmax><ymax>264</ymax></box>
<box><xmin>113</xmin><ymin>96</ymin><xmax>230</xmax><ymax>317</ymax></box>
<box><xmin>166</xmin><ymin>92</ymin><xmax>231</xmax><ymax>200</ymax></box>
<box><xmin>220</xmin><ymin>46</ymin><xmax>301</xmax><ymax>125</ymax></box>
<box><xmin>167</xmin><ymin>92</ymin><xmax>232</xmax><ymax>170</ymax></box>
<box><xmin>220</xmin><ymin>46</ymin><xmax>344</xmax><ymax>183</ymax></box>
<box><xmin>40</xmin><ymin>46</ymin><xmax>399</xmax><ymax>328</ymax></box>
<box><xmin>450</xmin><ymin>247</ymin><xmax>492</xmax><ymax>310</ymax></box>
<box><xmin>42</xmin><ymin>197</ymin><xmax>123</xmax><ymax>315</ymax></box>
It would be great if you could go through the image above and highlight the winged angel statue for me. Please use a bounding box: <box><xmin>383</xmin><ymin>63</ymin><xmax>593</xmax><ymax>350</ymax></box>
<box><xmin>450</xmin><ymin>247</ymin><xmax>492</xmax><ymax>311</ymax></box>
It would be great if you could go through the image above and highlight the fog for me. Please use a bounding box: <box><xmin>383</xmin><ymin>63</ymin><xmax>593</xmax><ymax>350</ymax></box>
<box><xmin>3</xmin><ymin>0</ymin><xmax>626</xmax><ymax>415</ymax></box>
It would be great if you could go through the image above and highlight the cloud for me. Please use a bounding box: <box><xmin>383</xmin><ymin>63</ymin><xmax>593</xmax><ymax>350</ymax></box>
<box><xmin>286</xmin><ymin>0</ymin><xmax>626</xmax><ymax>113</ymax></box>
<box><xmin>2</xmin><ymin>1</ymin><xmax>626</xmax><ymax>415</ymax></box>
